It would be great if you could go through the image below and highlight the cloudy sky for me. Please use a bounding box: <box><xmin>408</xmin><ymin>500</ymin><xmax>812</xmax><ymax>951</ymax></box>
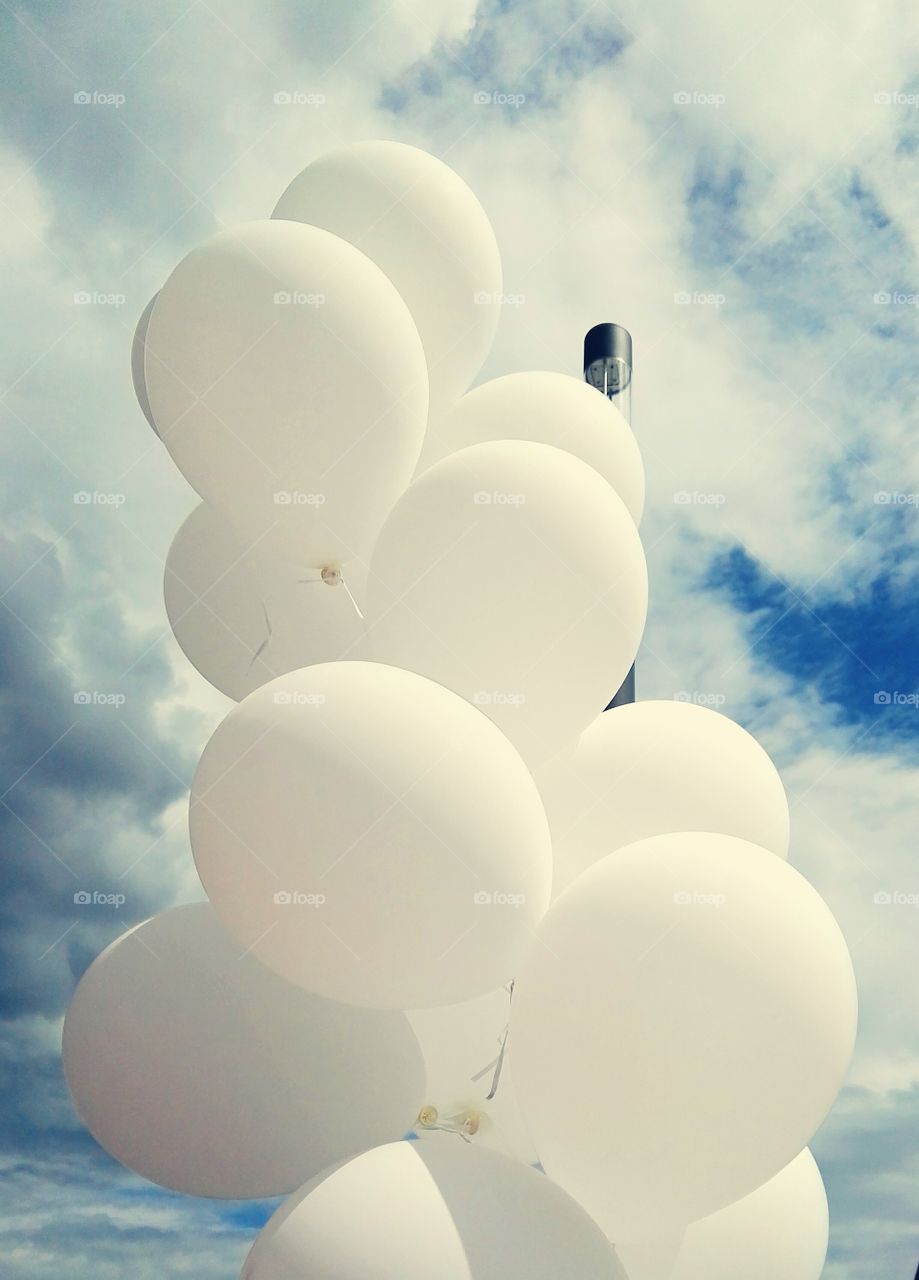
<box><xmin>2</xmin><ymin>0</ymin><xmax>919</xmax><ymax>1275</ymax></box>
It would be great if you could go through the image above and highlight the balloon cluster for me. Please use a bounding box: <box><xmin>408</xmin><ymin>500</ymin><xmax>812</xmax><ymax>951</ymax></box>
<box><xmin>65</xmin><ymin>142</ymin><xmax>855</xmax><ymax>1280</ymax></box>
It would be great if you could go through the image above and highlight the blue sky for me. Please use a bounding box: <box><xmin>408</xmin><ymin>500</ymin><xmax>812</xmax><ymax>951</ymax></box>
<box><xmin>1</xmin><ymin>0</ymin><xmax>919</xmax><ymax>1276</ymax></box>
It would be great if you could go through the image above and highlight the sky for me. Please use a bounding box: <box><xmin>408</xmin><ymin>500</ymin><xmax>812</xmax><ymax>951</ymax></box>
<box><xmin>1</xmin><ymin>0</ymin><xmax>918</xmax><ymax>1275</ymax></box>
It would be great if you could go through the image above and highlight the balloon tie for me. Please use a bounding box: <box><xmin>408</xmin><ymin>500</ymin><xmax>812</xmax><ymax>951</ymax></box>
<box><xmin>415</xmin><ymin>1104</ymin><xmax>481</xmax><ymax>1142</ymax></box>
<box><xmin>297</xmin><ymin>565</ymin><xmax>365</xmax><ymax>620</ymax></box>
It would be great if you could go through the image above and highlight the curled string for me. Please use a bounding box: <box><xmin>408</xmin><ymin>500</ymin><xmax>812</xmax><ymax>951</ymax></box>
<box><xmin>470</xmin><ymin>979</ymin><xmax>514</xmax><ymax>1101</ymax></box>
<box><xmin>340</xmin><ymin>575</ymin><xmax>364</xmax><ymax>620</ymax></box>
<box><xmin>247</xmin><ymin>601</ymin><xmax>273</xmax><ymax>673</ymax></box>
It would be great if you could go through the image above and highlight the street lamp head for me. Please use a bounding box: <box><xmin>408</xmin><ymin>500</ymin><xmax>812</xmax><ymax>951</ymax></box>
<box><xmin>583</xmin><ymin>322</ymin><xmax>632</xmax><ymax>423</ymax></box>
<box><xmin>583</xmin><ymin>322</ymin><xmax>636</xmax><ymax>709</ymax></box>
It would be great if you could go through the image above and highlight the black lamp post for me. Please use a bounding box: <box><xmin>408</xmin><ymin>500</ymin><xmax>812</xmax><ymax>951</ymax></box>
<box><xmin>583</xmin><ymin>322</ymin><xmax>636</xmax><ymax>710</ymax></box>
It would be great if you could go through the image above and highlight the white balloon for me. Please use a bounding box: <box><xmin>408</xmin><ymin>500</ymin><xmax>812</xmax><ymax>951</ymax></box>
<box><xmin>165</xmin><ymin>503</ymin><xmax>368</xmax><ymax>702</ymax></box>
<box><xmin>421</xmin><ymin>372</ymin><xmax>645</xmax><ymax>523</ymax></box>
<box><xmin>666</xmin><ymin>1149</ymin><xmax>828</xmax><ymax>1280</ymax></box>
<box><xmin>62</xmin><ymin>904</ymin><xmax>425</xmax><ymax>1199</ymax></box>
<box><xmin>537</xmin><ymin>700</ymin><xmax>790</xmax><ymax>897</ymax></box>
<box><xmin>191</xmin><ymin>662</ymin><xmax>551</xmax><ymax>1010</ymax></box>
<box><xmin>273</xmin><ymin>141</ymin><xmax>502</xmax><ymax>416</ymax></box>
<box><xmin>614</xmin><ymin>1232</ymin><xmax>685</xmax><ymax>1280</ymax></box>
<box><xmin>240</xmin><ymin>1139</ymin><xmax>627</xmax><ymax>1280</ymax></box>
<box><xmin>145</xmin><ymin>219</ymin><xmax>428</xmax><ymax>570</ymax></box>
<box><xmin>408</xmin><ymin>985</ymin><xmax>539</xmax><ymax>1164</ymax></box>
<box><xmin>510</xmin><ymin>832</ymin><xmax>857</xmax><ymax>1238</ymax></box>
<box><xmin>368</xmin><ymin>440</ymin><xmax>647</xmax><ymax>766</ymax></box>
<box><xmin>131</xmin><ymin>292</ymin><xmax>158</xmax><ymax>434</ymax></box>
